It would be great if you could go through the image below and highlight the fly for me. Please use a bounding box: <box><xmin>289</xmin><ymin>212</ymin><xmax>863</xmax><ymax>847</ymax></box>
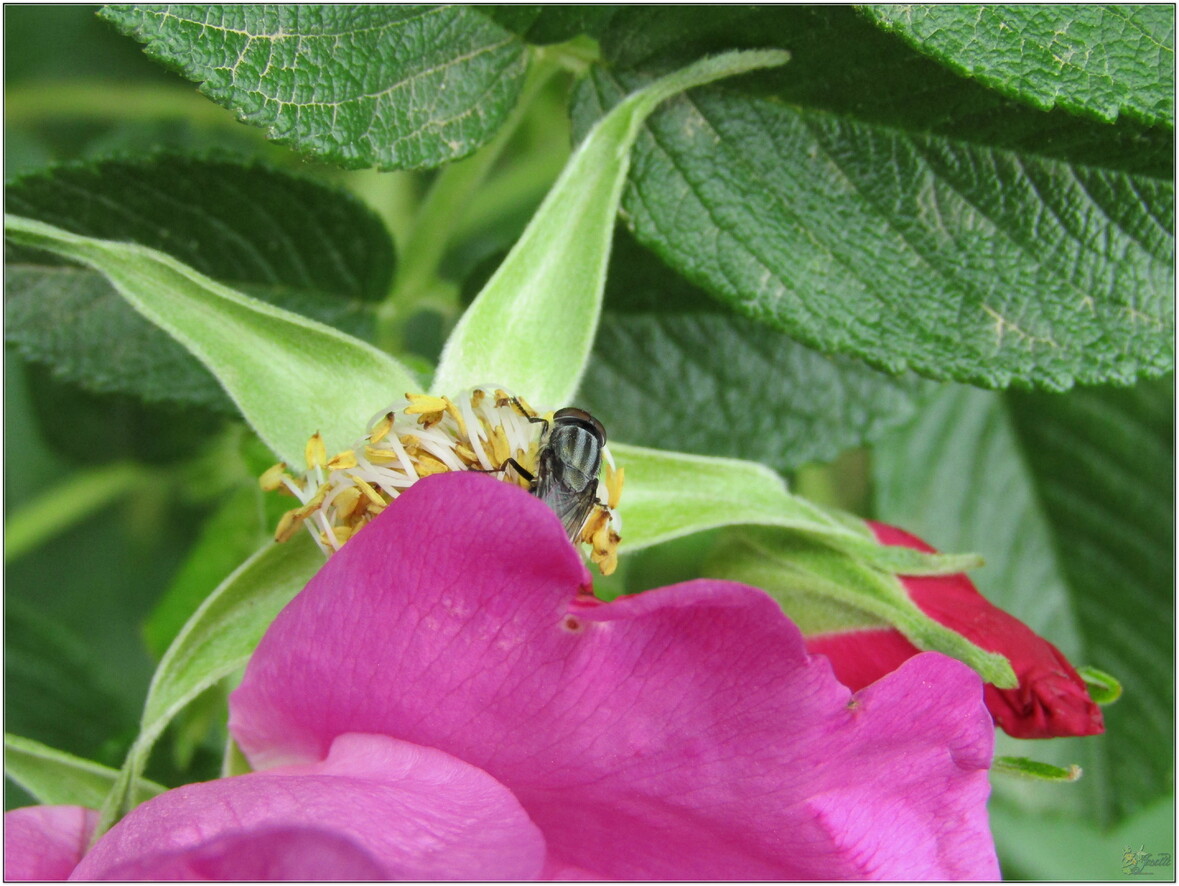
<box><xmin>502</xmin><ymin>406</ymin><xmax>607</xmax><ymax>542</ymax></box>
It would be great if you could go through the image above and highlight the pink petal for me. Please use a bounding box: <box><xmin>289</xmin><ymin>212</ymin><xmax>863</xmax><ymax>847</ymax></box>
<box><xmin>232</xmin><ymin>472</ymin><xmax>998</xmax><ymax>879</ymax></box>
<box><xmin>86</xmin><ymin>827</ymin><xmax>389</xmax><ymax>880</ymax></box>
<box><xmin>5</xmin><ymin>805</ymin><xmax>97</xmax><ymax>880</ymax></box>
<box><xmin>73</xmin><ymin>733</ymin><xmax>545</xmax><ymax>881</ymax></box>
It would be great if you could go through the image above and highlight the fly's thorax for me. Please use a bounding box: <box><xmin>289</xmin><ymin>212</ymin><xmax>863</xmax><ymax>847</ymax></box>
<box><xmin>542</xmin><ymin>421</ymin><xmax>603</xmax><ymax>493</ymax></box>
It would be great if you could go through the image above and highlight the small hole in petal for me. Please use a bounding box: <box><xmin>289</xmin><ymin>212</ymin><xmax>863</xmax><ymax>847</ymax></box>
<box><xmin>562</xmin><ymin>616</ymin><xmax>584</xmax><ymax>633</ymax></box>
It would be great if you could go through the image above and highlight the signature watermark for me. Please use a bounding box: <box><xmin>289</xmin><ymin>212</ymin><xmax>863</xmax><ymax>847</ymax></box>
<box><xmin>1122</xmin><ymin>846</ymin><xmax>1174</xmax><ymax>876</ymax></box>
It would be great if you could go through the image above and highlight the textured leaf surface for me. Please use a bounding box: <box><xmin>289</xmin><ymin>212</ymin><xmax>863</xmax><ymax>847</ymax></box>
<box><xmin>580</xmin><ymin>232</ymin><xmax>930</xmax><ymax>471</ymax></box>
<box><xmin>572</xmin><ymin>6</ymin><xmax>1174</xmax><ymax>391</ymax></box>
<box><xmin>862</xmin><ymin>5</ymin><xmax>1175</xmax><ymax>128</ymax></box>
<box><xmin>6</xmin><ymin>215</ymin><xmax>416</xmax><ymax>464</ymax></box>
<box><xmin>99</xmin><ymin>5</ymin><xmax>529</xmax><ymax>170</ymax></box>
<box><xmin>584</xmin><ymin>311</ymin><xmax>929</xmax><ymax>471</ymax></box>
<box><xmin>6</xmin><ymin>157</ymin><xmax>393</xmax><ymax>413</ymax></box>
<box><xmin>874</xmin><ymin>378</ymin><xmax>1174</xmax><ymax>824</ymax></box>
<box><xmin>4</xmin><ymin>734</ymin><xmax>164</xmax><ymax>809</ymax></box>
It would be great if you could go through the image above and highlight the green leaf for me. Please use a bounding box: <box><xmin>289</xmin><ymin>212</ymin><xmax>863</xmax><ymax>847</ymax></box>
<box><xmin>572</xmin><ymin>6</ymin><xmax>1174</xmax><ymax>391</ymax></box>
<box><xmin>5</xmin><ymin>214</ymin><xmax>417</xmax><ymax>464</ymax></box>
<box><xmin>98</xmin><ymin>533</ymin><xmax>321</xmax><ymax>831</ymax></box>
<box><xmin>482</xmin><ymin>6</ymin><xmax>617</xmax><ymax>45</ymax></box>
<box><xmin>1009</xmin><ymin>377</ymin><xmax>1174</xmax><ymax>818</ymax></box>
<box><xmin>579</xmin><ymin>231</ymin><xmax>932</xmax><ymax>472</ymax></box>
<box><xmin>873</xmin><ymin>378</ymin><xmax>1174</xmax><ymax>825</ymax></box>
<box><xmin>5</xmin><ymin>733</ymin><xmax>165</xmax><ymax>809</ymax></box>
<box><xmin>4</xmin><ymin>601</ymin><xmax>138</xmax><ymax>769</ymax></box>
<box><xmin>861</xmin><ymin>5</ymin><xmax>1175</xmax><ymax>128</ymax></box>
<box><xmin>6</xmin><ymin>265</ymin><xmax>234</xmax><ymax>412</ymax></box>
<box><xmin>434</xmin><ymin>48</ymin><xmax>791</xmax><ymax>408</ymax></box>
<box><xmin>585</xmin><ymin>312</ymin><xmax>929</xmax><ymax>471</ymax></box>
<box><xmin>6</xmin><ymin>155</ymin><xmax>393</xmax><ymax>413</ymax></box>
<box><xmin>703</xmin><ymin>526</ymin><xmax>1016</xmax><ymax>687</ymax></box>
<box><xmin>993</xmin><ymin>755</ymin><xmax>1082</xmax><ymax>783</ymax></box>
<box><xmin>99</xmin><ymin>5</ymin><xmax>530</xmax><ymax>170</ymax></box>
<box><xmin>7</xmin><ymin>155</ymin><xmax>394</xmax><ymax>305</ymax></box>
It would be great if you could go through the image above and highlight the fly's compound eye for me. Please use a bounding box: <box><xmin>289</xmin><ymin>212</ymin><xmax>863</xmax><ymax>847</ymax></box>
<box><xmin>551</xmin><ymin>407</ymin><xmax>606</xmax><ymax>444</ymax></box>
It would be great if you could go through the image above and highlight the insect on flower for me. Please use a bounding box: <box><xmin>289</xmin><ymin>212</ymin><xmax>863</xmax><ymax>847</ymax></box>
<box><xmin>261</xmin><ymin>388</ymin><xmax>623</xmax><ymax>574</ymax></box>
<box><xmin>501</xmin><ymin>407</ymin><xmax>608</xmax><ymax>544</ymax></box>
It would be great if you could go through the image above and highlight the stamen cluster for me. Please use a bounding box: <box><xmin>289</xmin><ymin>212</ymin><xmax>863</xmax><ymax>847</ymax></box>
<box><xmin>261</xmin><ymin>388</ymin><xmax>623</xmax><ymax>573</ymax></box>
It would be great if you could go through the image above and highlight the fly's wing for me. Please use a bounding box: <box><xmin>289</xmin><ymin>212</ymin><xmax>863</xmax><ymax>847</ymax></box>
<box><xmin>534</xmin><ymin>462</ymin><xmax>598</xmax><ymax>542</ymax></box>
<box><xmin>554</xmin><ymin>488</ymin><xmax>597</xmax><ymax>542</ymax></box>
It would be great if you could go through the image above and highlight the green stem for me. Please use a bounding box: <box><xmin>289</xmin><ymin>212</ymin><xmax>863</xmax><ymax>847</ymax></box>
<box><xmin>374</xmin><ymin>48</ymin><xmax>566</xmax><ymax>351</ymax></box>
<box><xmin>5</xmin><ymin>82</ymin><xmax>235</xmax><ymax>128</ymax></box>
<box><xmin>5</xmin><ymin>462</ymin><xmax>150</xmax><ymax>562</ymax></box>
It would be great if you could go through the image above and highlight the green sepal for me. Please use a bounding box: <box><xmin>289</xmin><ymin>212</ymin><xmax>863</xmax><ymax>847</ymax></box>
<box><xmin>4</xmin><ymin>214</ymin><xmax>418</xmax><ymax>464</ymax></box>
<box><xmin>433</xmin><ymin>49</ymin><xmax>790</xmax><ymax>408</ymax></box>
<box><xmin>4</xmin><ymin>733</ymin><xmax>165</xmax><ymax>809</ymax></box>
<box><xmin>992</xmin><ymin>756</ymin><xmax>1083</xmax><ymax>783</ymax></box>
<box><xmin>614</xmin><ymin>442</ymin><xmax>984</xmax><ymax>578</ymax></box>
<box><xmin>94</xmin><ymin>533</ymin><xmax>321</xmax><ymax>838</ymax></box>
<box><xmin>706</xmin><ymin>526</ymin><xmax>1017</xmax><ymax>688</ymax></box>
<box><xmin>1078</xmin><ymin>666</ymin><xmax>1124</xmax><ymax>706</ymax></box>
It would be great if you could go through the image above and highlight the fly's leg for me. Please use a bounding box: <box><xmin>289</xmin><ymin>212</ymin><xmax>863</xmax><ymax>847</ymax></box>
<box><xmin>500</xmin><ymin>457</ymin><xmax>536</xmax><ymax>486</ymax></box>
<box><xmin>469</xmin><ymin>457</ymin><xmax>535</xmax><ymax>488</ymax></box>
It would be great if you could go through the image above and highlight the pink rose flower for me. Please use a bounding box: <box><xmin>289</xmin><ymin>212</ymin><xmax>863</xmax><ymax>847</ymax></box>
<box><xmin>806</xmin><ymin>522</ymin><xmax>1104</xmax><ymax>740</ymax></box>
<box><xmin>7</xmin><ymin>474</ymin><xmax>1000</xmax><ymax>879</ymax></box>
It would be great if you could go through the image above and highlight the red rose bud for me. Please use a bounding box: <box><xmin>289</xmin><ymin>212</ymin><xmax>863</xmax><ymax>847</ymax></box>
<box><xmin>806</xmin><ymin>522</ymin><xmax>1104</xmax><ymax>739</ymax></box>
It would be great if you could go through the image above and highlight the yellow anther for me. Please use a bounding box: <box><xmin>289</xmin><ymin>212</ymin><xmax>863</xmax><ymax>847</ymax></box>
<box><xmin>404</xmin><ymin>393</ymin><xmax>448</xmax><ymax>415</ymax></box>
<box><xmin>444</xmin><ymin>398</ymin><xmax>468</xmax><ymax>442</ymax></box>
<box><xmin>579</xmin><ymin>507</ymin><xmax>609</xmax><ymax>545</ymax></box>
<box><xmin>454</xmin><ymin>442</ymin><xmax>479</xmax><ymax>466</ymax></box>
<box><xmin>274</xmin><ymin>508</ymin><xmax>307</xmax><ymax>543</ymax></box>
<box><xmin>594</xmin><ymin>547</ymin><xmax>618</xmax><ymax>576</ymax></box>
<box><xmin>326</xmin><ymin>450</ymin><xmax>358</xmax><ymax>471</ymax></box>
<box><xmin>369</xmin><ymin>412</ymin><xmax>395</xmax><ymax>444</ymax></box>
<box><xmin>417</xmin><ymin>410</ymin><xmax>444</xmax><ymax>429</ymax></box>
<box><xmin>321</xmin><ymin>525</ymin><xmax>354</xmax><ymax>547</ymax></box>
<box><xmin>295</xmin><ymin>483</ymin><xmax>330</xmax><ymax>516</ymax></box>
<box><xmin>414</xmin><ymin>454</ymin><xmax>451</xmax><ymax>476</ymax></box>
<box><xmin>351</xmin><ymin>476</ymin><xmax>388</xmax><ymax>508</ymax></box>
<box><xmin>331</xmin><ymin>486</ymin><xmax>363</xmax><ymax>521</ymax></box>
<box><xmin>590</xmin><ymin>518</ymin><xmax>621</xmax><ymax>576</ymax></box>
<box><xmin>305</xmin><ymin>432</ymin><xmax>327</xmax><ymax>470</ymax></box>
<box><xmin>606</xmin><ymin>464</ymin><xmax>625</xmax><ymax>510</ymax></box>
<box><xmin>363</xmin><ymin>444</ymin><xmax>400</xmax><ymax>465</ymax></box>
<box><xmin>490</xmin><ymin>425</ymin><xmax>510</xmax><ymax>468</ymax></box>
<box><xmin>259</xmin><ymin>462</ymin><xmax>290</xmax><ymax>492</ymax></box>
